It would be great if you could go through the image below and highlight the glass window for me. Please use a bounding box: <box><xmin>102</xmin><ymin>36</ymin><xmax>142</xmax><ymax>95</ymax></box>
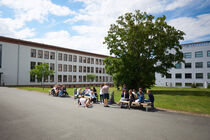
<box><xmin>96</xmin><ymin>59</ymin><xmax>99</xmax><ymax>65</ymax></box>
<box><xmin>50</xmin><ymin>63</ymin><xmax>55</xmax><ymax>70</ymax></box>
<box><xmin>44</xmin><ymin>51</ymin><xmax>49</xmax><ymax>59</ymax></box>
<box><xmin>208</xmin><ymin>73</ymin><xmax>210</xmax><ymax>79</ymax></box>
<box><xmin>79</xmin><ymin>76</ymin><xmax>82</xmax><ymax>82</ymax></box>
<box><xmin>207</xmin><ymin>50</ymin><xmax>210</xmax><ymax>57</ymax></box>
<box><xmin>31</xmin><ymin>49</ymin><xmax>36</xmax><ymax>58</ymax></box>
<box><xmin>50</xmin><ymin>52</ymin><xmax>55</xmax><ymax>60</ymax></box>
<box><xmin>58</xmin><ymin>64</ymin><xmax>62</xmax><ymax>71</ymax></box>
<box><xmin>44</xmin><ymin>75</ymin><xmax>48</xmax><ymax>82</ymax></box>
<box><xmin>175</xmin><ymin>83</ymin><xmax>182</xmax><ymax>87</ymax></box>
<box><xmin>185</xmin><ymin>83</ymin><xmax>192</xmax><ymax>87</ymax></box>
<box><xmin>185</xmin><ymin>63</ymin><xmax>191</xmax><ymax>68</ymax></box>
<box><xmin>73</xmin><ymin>65</ymin><xmax>77</xmax><ymax>72</ymax></box>
<box><xmin>91</xmin><ymin>58</ymin><xmax>94</xmax><ymax>64</ymax></box>
<box><xmin>196</xmin><ymin>83</ymin><xmax>203</xmax><ymax>87</ymax></box>
<box><xmin>68</xmin><ymin>65</ymin><xmax>72</xmax><ymax>72</ymax></box>
<box><xmin>58</xmin><ymin>53</ymin><xmax>62</xmax><ymax>61</ymax></box>
<box><xmin>91</xmin><ymin>67</ymin><xmax>94</xmax><ymax>73</ymax></box>
<box><xmin>69</xmin><ymin>55</ymin><xmax>72</xmax><ymax>61</ymax></box>
<box><xmin>38</xmin><ymin>62</ymin><xmax>42</xmax><ymax>65</ymax></box>
<box><xmin>175</xmin><ymin>63</ymin><xmax>182</xmax><ymax>69</ymax></box>
<box><xmin>38</xmin><ymin>50</ymin><xmax>43</xmax><ymax>58</ymax></box>
<box><xmin>79</xmin><ymin>56</ymin><xmax>82</xmax><ymax>63</ymax></box>
<box><xmin>106</xmin><ymin>76</ymin><xmax>108</xmax><ymax>82</ymax></box>
<box><xmin>195</xmin><ymin>51</ymin><xmax>203</xmax><ymax>58</ymax></box>
<box><xmin>73</xmin><ymin>75</ymin><xmax>77</xmax><ymax>82</ymax></box>
<box><xmin>103</xmin><ymin>68</ymin><xmax>105</xmax><ymax>73</ymax></box>
<box><xmin>195</xmin><ymin>62</ymin><xmax>203</xmax><ymax>68</ymax></box>
<box><xmin>87</xmin><ymin>67</ymin><xmax>90</xmax><ymax>73</ymax></box>
<box><xmin>79</xmin><ymin>66</ymin><xmax>82</xmax><ymax>72</ymax></box>
<box><xmin>30</xmin><ymin>62</ymin><xmax>36</xmax><ymax>69</ymax></box>
<box><xmin>58</xmin><ymin>75</ymin><xmax>62</xmax><ymax>82</ymax></box>
<box><xmin>50</xmin><ymin>75</ymin><xmax>54</xmax><ymax>82</ymax></box>
<box><xmin>83</xmin><ymin>66</ymin><xmax>86</xmax><ymax>73</ymax></box>
<box><xmin>64</xmin><ymin>64</ymin><xmax>67</xmax><ymax>72</ymax></box>
<box><xmin>99</xmin><ymin>59</ymin><xmax>102</xmax><ymax>65</ymax></box>
<box><xmin>83</xmin><ymin>76</ymin><xmax>86</xmax><ymax>82</ymax></box>
<box><xmin>96</xmin><ymin>76</ymin><xmax>98</xmax><ymax>82</ymax></box>
<box><xmin>196</xmin><ymin>73</ymin><xmax>203</xmax><ymax>79</ymax></box>
<box><xmin>68</xmin><ymin>75</ymin><xmax>72</xmax><ymax>82</ymax></box>
<box><xmin>175</xmin><ymin>73</ymin><xmax>182</xmax><ymax>79</ymax></box>
<box><xmin>102</xmin><ymin>60</ymin><xmax>105</xmax><ymax>65</ymax></box>
<box><xmin>207</xmin><ymin>62</ymin><xmax>210</xmax><ymax>68</ymax></box>
<box><xmin>87</xmin><ymin>58</ymin><xmax>90</xmax><ymax>63</ymax></box>
<box><xmin>166</xmin><ymin>73</ymin><xmax>172</xmax><ymax>79</ymax></box>
<box><xmin>185</xmin><ymin>73</ymin><xmax>192</xmax><ymax>79</ymax></box>
<box><xmin>64</xmin><ymin>54</ymin><xmax>67</xmax><ymax>61</ymax></box>
<box><xmin>96</xmin><ymin>67</ymin><xmax>98</xmax><ymax>73</ymax></box>
<box><xmin>83</xmin><ymin>57</ymin><xmax>86</xmax><ymax>63</ymax></box>
<box><xmin>184</xmin><ymin>52</ymin><xmax>191</xmax><ymax>58</ymax></box>
<box><xmin>63</xmin><ymin>75</ymin><xmax>67</xmax><ymax>82</ymax></box>
<box><xmin>99</xmin><ymin>76</ymin><xmax>102</xmax><ymax>82</ymax></box>
<box><xmin>73</xmin><ymin>55</ymin><xmax>77</xmax><ymax>62</ymax></box>
<box><xmin>99</xmin><ymin>68</ymin><xmax>102</xmax><ymax>73</ymax></box>
<box><xmin>0</xmin><ymin>45</ymin><xmax>2</xmax><ymax>68</ymax></box>
<box><xmin>30</xmin><ymin>74</ymin><xmax>35</xmax><ymax>82</ymax></box>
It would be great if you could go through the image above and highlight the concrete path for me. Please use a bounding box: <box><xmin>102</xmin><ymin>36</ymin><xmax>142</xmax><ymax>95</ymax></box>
<box><xmin>0</xmin><ymin>87</ymin><xmax>210</xmax><ymax>140</ymax></box>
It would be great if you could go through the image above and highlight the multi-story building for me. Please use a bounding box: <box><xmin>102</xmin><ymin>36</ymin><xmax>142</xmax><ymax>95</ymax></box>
<box><xmin>0</xmin><ymin>36</ymin><xmax>113</xmax><ymax>87</ymax></box>
<box><xmin>155</xmin><ymin>41</ymin><xmax>210</xmax><ymax>88</ymax></box>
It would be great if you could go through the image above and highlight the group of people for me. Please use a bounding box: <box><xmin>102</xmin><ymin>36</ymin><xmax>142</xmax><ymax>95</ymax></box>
<box><xmin>49</xmin><ymin>85</ymin><xmax>68</xmax><ymax>97</ymax></box>
<box><xmin>76</xmin><ymin>83</ymin><xmax>110</xmax><ymax>108</ymax></box>
<box><xmin>120</xmin><ymin>85</ymin><xmax>155</xmax><ymax>109</ymax></box>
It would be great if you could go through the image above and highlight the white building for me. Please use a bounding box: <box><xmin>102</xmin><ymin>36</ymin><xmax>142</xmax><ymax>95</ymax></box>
<box><xmin>155</xmin><ymin>41</ymin><xmax>210</xmax><ymax>88</ymax></box>
<box><xmin>0</xmin><ymin>36</ymin><xmax>113</xmax><ymax>87</ymax></box>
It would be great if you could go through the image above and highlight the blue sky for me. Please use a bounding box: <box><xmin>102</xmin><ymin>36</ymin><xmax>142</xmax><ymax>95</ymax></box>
<box><xmin>0</xmin><ymin>0</ymin><xmax>210</xmax><ymax>55</ymax></box>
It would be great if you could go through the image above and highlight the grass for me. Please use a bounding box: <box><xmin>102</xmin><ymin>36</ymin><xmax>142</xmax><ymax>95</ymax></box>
<box><xmin>16</xmin><ymin>86</ymin><xmax>210</xmax><ymax>115</ymax></box>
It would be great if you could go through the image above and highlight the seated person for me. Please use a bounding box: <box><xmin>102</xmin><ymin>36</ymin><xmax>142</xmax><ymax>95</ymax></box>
<box><xmin>120</xmin><ymin>89</ymin><xmax>129</xmax><ymax>101</ymax></box>
<box><xmin>129</xmin><ymin>89</ymin><xmax>135</xmax><ymax>107</ymax></box>
<box><xmin>49</xmin><ymin>85</ymin><xmax>56</xmax><ymax>96</ymax></box>
<box><xmin>61</xmin><ymin>85</ymin><xmax>68</xmax><ymax>96</ymax></box>
<box><xmin>132</xmin><ymin>89</ymin><xmax>137</xmax><ymax>99</ymax></box>
<box><xmin>90</xmin><ymin>91</ymin><xmax>97</xmax><ymax>103</ymax></box>
<box><xmin>78</xmin><ymin>93</ymin><xmax>91</xmax><ymax>108</ymax></box>
<box><xmin>135</xmin><ymin>88</ymin><xmax>145</xmax><ymax>103</ymax></box>
<box><xmin>145</xmin><ymin>89</ymin><xmax>155</xmax><ymax>109</ymax></box>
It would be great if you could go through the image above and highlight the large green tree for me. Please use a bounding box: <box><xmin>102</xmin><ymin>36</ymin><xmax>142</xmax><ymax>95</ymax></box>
<box><xmin>30</xmin><ymin>63</ymin><xmax>54</xmax><ymax>90</ymax></box>
<box><xmin>104</xmin><ymin>10</ymin><xmax>185</xmax><ymax>90</ymax></box>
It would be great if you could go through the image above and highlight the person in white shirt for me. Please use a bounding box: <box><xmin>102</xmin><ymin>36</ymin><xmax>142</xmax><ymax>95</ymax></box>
<box><xmin>99</xmin><ymin>85</ymin><xmax>103</xmax><ymax>103</ymax></box>
<box><xmin>78</xmin><ymin>93</ymin><xmax>91</xmax><ymax>108</ymax></box>
<box><xmin>90</xmin><ymin>91</ymin><xmax>97</xmax><ymax>103</ymax></box>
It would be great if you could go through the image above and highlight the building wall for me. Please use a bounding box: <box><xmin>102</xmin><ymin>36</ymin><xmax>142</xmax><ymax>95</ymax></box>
<box><xmin>155</xmin><ymin>41</ymin><xmax>210</xmax><ymax>88</ymax></box>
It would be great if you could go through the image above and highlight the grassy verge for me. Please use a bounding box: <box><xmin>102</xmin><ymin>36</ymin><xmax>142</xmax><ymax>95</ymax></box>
<box><xmin>16</xmin><ymin>86</ymin><xmax>210</xmax><ymax>115</ymax></box>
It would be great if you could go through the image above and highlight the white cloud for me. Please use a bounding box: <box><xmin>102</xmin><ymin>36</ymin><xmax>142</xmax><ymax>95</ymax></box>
<box><xmin>168</xmin><ymin>14</ymin><xmax>210</xmax><ymax>41</ymax></box>
<box><xmin>165</xmin><ymin>0</ymin><xmax>193</xmax><ymax>11</ymax></box>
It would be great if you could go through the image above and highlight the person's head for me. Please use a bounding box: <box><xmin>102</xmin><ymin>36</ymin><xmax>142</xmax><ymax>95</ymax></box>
<box><xmin>146</xmin><ymin>89</ymin><xmax>150</xmax><ymax>94</ymax></box>
<box><xmin>104</xmin><ymin>83</ymin><xmax>107</xmax><ymax>86</ymax></box>
<box><xmin>129</xmin><ymin>89</ymin><xmax>132</xmax><ymax>95</ymax></box>
<box><xmin>100</xmin><ymin>84</ymin><xmax>103</xmax><ymax>88</ymax></box>
<box><xmin>123</xmin><ymin>84</ymin><xmax>126</xmax><ymax>88</ymax></box>
<box><xmin>133</xmin><ymin>89</ymin><xmax>136</xmax><ymax>93</ymax></box>
<box><xmin>91</xmin><ymin>91</ymin><xmax>94</xmax><ymax>95</ymax></box>
<box><xmin>81</xmin><ymin>93</ymin><xmax>85</xmax><ymax>97</ymax></box>
<box><xmin>139</xmin><ymin>88</ymin><xmax>142</xmax><ymax>94</ymax></box>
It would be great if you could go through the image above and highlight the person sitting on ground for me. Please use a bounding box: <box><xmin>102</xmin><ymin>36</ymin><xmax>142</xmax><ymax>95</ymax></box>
<box><xmin>145</xmin><ymin>89</ymin><xmax>155</xmax><ymax>109</ymax></box>
<box><xmin>90</xmin><ymin>91</ymin><xmax>97</xmax><ymax>103</ymax></box>
<box><xmin>99</xmin><ymin>84</ymin><xmax>104</xmax><ymax>103</ymax></box>
<box><xmin>61</xmin><ymin>85</ymin><xmax>68</xmax><ymax>96</ymax></box>
<box><xmin>49</xmin><ymin>85</ymin><xmax>56</xmax><ymax>96</ymax></box>
<box><xmin>92</xmin><ymin>87</ymin><xmax>98</xmax><ymax>102</ymax></box>
<box><xmin>120</xmin><ymin>89</ymin><xmax>129</xmax><ymax>101</ymax></box>
<box><xmin>129</xmin><ymin>89</ymin><xmax>135</xmax><ymax>108</ymax></box>
<box><xmin>135</xmin><ymin>88</ymin><xmax>145</xmax><ymax>103</ymax></box>
<box><xmin>78</xmin><ymin>93</ymin><xmax>91</xmax><ymax>108</ymax></box>
<box><xmin>58</xmin><ymin>85</ymin><xmax>65</xmax><ymax>97</ymax></box>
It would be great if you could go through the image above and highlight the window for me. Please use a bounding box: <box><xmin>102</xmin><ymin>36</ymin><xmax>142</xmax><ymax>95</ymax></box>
<box><xmin>38</xmin><ymin>62</ymin><xmax>42</xmax><ymax>65</ymax></box>
<box><xmin>103</xmin><ymin>68</ymin><xmax>105</xmax><ymax>73</ymax></box>
<box><xmin>207</xmin><ymin>62</ymin><xmax>210</xmax><ymax>68</ymax></box>
<box><xmin>50</xmin><ymin>63</ymin><xmax>55</xmax><ymax>70</ymax></box>
<box><xmin>166</xmin><ymin>73</ymin><xmax>172</xmax><ymax>79</ymax></box>
<box><xmin>91</xmin><ymin>58</ymin><xmax>94</xmax><ymax>64</ymax></box>
<box><xmin>58</xmin><ymin>75</ymin><xmax>62</xmax><ymax>82</ymax></box>
<box><xmin>106</xmin><ymin>76</ymin><xmax>108</xmax><ymax>82</ymax></box>
<box><xmin>196</xmin><ymin>83</ymin><xmax>203</xmax><ymax>87</ymax></box>
<box><xmin>96</xmin><ymin>76</ymin><xmax>98</xmax><ymax>82</ymax></box>
<box><xmin>185</xmin><ymin>73</ymin><xmax>192</xmax><ymax>79</ymax></box>
<box><xmin>196</xmin><ymin>73</ymin><xmax>203</xmax><ymax>79</ymax></box>
<box><xmin>87</xmin><ymin>58</ymin><xmax>90</xmax><ymax>63</ymax></box>
<box><xmin>73</xmin><ymin>55</ymin><xmax>77</xmax><ymax>62</ymax></box>
<box><xmin>99</xmin><ymin>59</ymin><xmax>102</xmax><ymax>65</ymax></box>
<box><xmin>64</xmin><ymin>64</ymin><xmax>67</xmax><ymax>72</ymax></box>
<box><xmin>184</xmin><ymin>52</ymin><xmax>191</xmax><ymax>58</ymax></box>
<box><xmin>38</xmin><ymin>50</ymin><xmax>43</xmax><ymax>58</ymax></box>
<box><xmin>185</xmin><ymin>83</ymin><xmax>192</xmax><ymax>87</ymax></box>
<box><xmin>96</xmin><ymin>67</ymin><xmax>98</xmax><ymax>73</ymax></box>
<box><xmin>103</xmin><ymin>76</ymin><xmax>105</xmax><ymax>82</ymax></box>
<box><xmin>91</xmin><ymin>67</ymin><xmax>94</xmax><ymax>73</ymax></box>
<box><xmin>208</xmin><ymin>73</ymin><xmax>210</xmax><ymax>79</ymax></box>
<box><xmin>79</xmin><ymin>76</ymin><xmax>82</xmax><ymax>82</ymax></box>
<box><xmin>30</xmin><ymin>74</ymin><xmax>35</xmax><ymax>82</ymax></box>
<box><xmin>73</xmin><ymin>65</ymin><xmax>77</xmax><ymax>72</ymax></box>
<box><xmin>87</xmin><ymin>67</ymin><xmax>90</xmax><ymax>73</ymax></box>
<box><xmin>68</xmin><ymin>75</ymin><xmax>72</xmax><ymax>82</ymax></box>
<box><xmin>31</xmin><ymin>49</ymin><xmax>36</xmax><ymax>58</ymax></box>
<box><xmin>68</xmin><ymin>65</ymin><xmax>72</xmax><ymax>72</ymax></box>
<box><xmin>175</xmin><ymin>63</ymin><xmax>182</xmax><ymax>69</ymax></box>
<box><xmin>44</xmin><ymin>51</ymin><xmax>49</xmax><ymax>59</ymax></box>
<box><xmin>175</xmin><ymin>73</ymin><xmax>182</xmax><ymax>79</ymax></box>
<box><xmin>63</xmin><ymin>75</ymin><xmax>67</xmax><ymax>82</ymax></box>
<box><xmin>0</xmin><ymin>45</ymin><xmax>2</xmax><ymax>68</ymax></box>
<box><xmin>99</xmin><ymin>76</ymin><xmax>102</xmax><ymax>82</ymax></box>
<box><xmin>79</xmin><ymin>56</ymin><xmax>82</xmax><ymax>63</ymax></box>
<box><xmin>79</xmin><ymin>66</ymin><xmax>82</xmax><ymax>72</ymax></box>
<box><xmin>58</xmin><ymin>64</ymin><xmax>62</xmax><ymax>71</ymax></box>
<box><xmin>83</xmin><ymin>57</ymin><xmax>86</xmax><ymax>63</ymax></box>
<box><xmin>185</xmin><ymin>63</ymin><xmax>191</xmax><ymax>68</ymax></box>
<box><xmin>96</xmin><ymin>59</ymin><xmax>98</xmax><ymax>65</ymax></box>
<box><xmin>64</xmin><ymin>54</ymin><xmax>67</xmax><ymax>61</ymax></box>
<box><xmin>69</xmin><ymin>55</ymin><xmax>72</xmax><ymax>61</ymax></box>
<box><xmin>102</xmin><ymin>60</ymin><xmax>105</xmax><ymax>65</ymax></box>
<box><xmin>99</xmin><ymin>68</ymin><xmax>102</xmax><ymax>73</ymax></box>
<box><xmin>207</xmin><ymin>50</ymin><xmax>210</xmax><ymax>57</ymax></box>
<box><xmin>83</xmin><ymin>76</ymin><xmax>86</xmax><ymax>82</ymax></box>
<box><xmin>50</xmin><ymin>75</ymin><xmax>54</xmax><ymax>82</ymax></box>
<box><xmin>175</xmin><ymin>83</ymin><xmax>182</xmax><ymax>87</ymax></box>
<box><xmin>83</xmin><ymin>66</ymin><xmax>86</xmax><ymax>73</ymax></box>
<box><xmin>50</xmin><ymin>52</ymin><xmax>55</xmax><ymax>60</ymax></box>
<box><xmin>195</xmin><ymin>51</ymin><xmax>203</xmax><ymax>58</ymax></box>
<box><xmin>73</xmin><ymin>75</ymin><xmax>77</xmax><ymax>82</ymax></box>
<box><xmin>30</xmin><ymin>62</ymin><xmax>36</xmax><ymax>69</ymax></box>
<box><xmin>44</xmin><ymin>76</ymin><xmax>48</xmax><ymax>82</ymax></box>
<box><xmin>195</xmin><ymin>62</ymin><xmax>203</xmax><ymax>68</ymax></box>
<box><xmin>58</xmin><ymin>53</ymin><xmax>62</xmax><ymax>61</ymax></box>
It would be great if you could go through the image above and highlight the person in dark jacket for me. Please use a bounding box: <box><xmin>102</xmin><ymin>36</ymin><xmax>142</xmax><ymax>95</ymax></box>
<box><xmin>145</xmin><ymin>89</ymin><xmax>155</xmax><ymax>109</ymax></box>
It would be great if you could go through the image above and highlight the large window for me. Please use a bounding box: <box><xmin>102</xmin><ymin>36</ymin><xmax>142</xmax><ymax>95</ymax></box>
<box><xmin>196</xmin><ymin>73</ymin><xmax>203</xmax><ymax>79</ymax></box>
<box><xmin>79</xmin><ymin>56</ymin><xmax>82</xmax><ymax>63</ymax></box>
<box><xmin>68</xmin><ymin>65</ymin><xmax>72</xmax><ymax>72</ymax></box>
<box><xmin>50</xmin><ymin>63</ymin><xmax>55</xmax><ymax>71</ymax></box>
<box><xmin>64</xmin><ymin>64</ymin><xmax>67</xmax><ymax>72</ymax></box>
<box><xmin>44</xmin><ymin>51</ymin><xmax>49</xmax><ymax>59</ymax></box>
<box><xmin>69</xmin><ymin>55</ymin><xmax>72</xmax><ymax>61</ymax></box>
<box><xmin>79</xmin><ymin>66</ymin><xmax>82</xmax><ymax>72</ymax></box>
<box><xmin>91</xmin><ymin>58</ymin><xmax>94</xmax><ymax>64</ymax></box>
<box><xmin>208</xmin><ymin>73</ymin><xmax>210</xmax><ymax>79</ymax></box>
<box><xmin>87</xmin><ymin>58</ymin><xmax>90</xmax><ymax>64</ymax></box>
<box><xmin>83</xmin><ymin>57</ymin><xmax>86</xmax><ymax>63</ymax></box>
<box><xmin>58</xmin><ymin>64</ymin><xmax>62</xmax><ymax>71</ymax></box>
<box><xmin>195</xmin><ymin>51</ymin><xmax>203</xmax><ymax>58</ymax></box>
<box><xmin>30</xmin><ymin>74</ymin><xmax>35</xmax><ymax>82</ymax></box>
<box><xmin>30</xmin><ymin>62</ymin><xmax>36</xmax><ymax>69</ymax></box>
<box><xmin>58</xmin><ymin>53</ymin><xmax>62</xmax><ymax>61</ymax></box>
<box><xmin>68</xmin><ymin>75</ymin><xmax>72</xmax><ymax>82</ymax></box>
<box><xmin>207</xmin><ymin>62</ymin><xmax>210</xmax><ymax>68</ymax></box>
<box><xmin>175</xmin><ymin>73</ymin><xmax>182</xmax><ymax>79</ymax></box>
<box><xmin>0</xmin><ymin>45</ymin><xmax>2</xmax><ymax>68</ymax></box>
<box><xmin>38</xmin><ymin>50</ymin><xmax>43</xmax><ymax>58</ymax></box>
<box><xmin>73</xmin><ymin>65</ymin><xmax>77</xmax><ymax>72</ymax></box>
<box><xmin>31</xmin><ymin>49</ymin><xmax>36</xmax><ymax>58</ymax></box>
<box><xmin>83</xmin><ymin>76</ymin><xmax>86</xmax><ymax>82</ymax></box>
<box><xmin>73</xmin><ymin>75</ymin><xmax>77</xmax><ymax>82</ymax></box>
<box><xmin>44</xmin><ymin>75</ymin><xmax>48</xmax><ymax>82</ymax></box>
<box><xmin>91</xmin><ymin>67</ymin><xmax>94</xmax><ymax>73</ymax></box>
<box><xmin>83</xmin><ymin>66</ymin><xmax>86</xmax><ymax>73</ymax></box>
<box><xmin>79</xmin><ymin>76</ymin><xmax>82</xmax><ymax>82</ymax></box>
<box><xmin>63</xmin><ymin>75</ymin><xmax>67</xmax><ymax>82</ymax></box>
<box><xmin>64</xmin><ymin>54</ymin><xmax>67</xmax><ymax>61</ymax></box>
<box><xmin>185</xmin><ymin>63</ymin><xmax>191</xmax><ymax>68</ymax></box>
<box><xmin>175</xmin><ymin>83</ymin><xmax>182</xmax><ymax>87</ymax></box>
<box><xmin>73</xmin><ymin>55</ymin><xmax>77</xmax><ymax>62</ymax></box>
<box><xmin>50</xmin><ymin>75</ymin><xmax>54</xmax><ymax>82</ymax></box>
<box><xmin>87</xmin><ymin>67</ymin><xmax>90</xmax><ymax>73</ymax></box>
<box><xmin>207</xmin><ymin>50</ymin><xmax>210</xmax><ymax>57</ymax></box>
<box><xmin>166</xmin><ymin>73</ymin><xmax>172</xmax><ymax>79</ymax></box>
<box><xmin>184</xmin><ymin>52</ymin><xmax>191</xmax><ymax>58</ymax></box>
<box><xmin>58</xmin><ymin>75</ymin><xmax>62</xmax><ymax>82</ymax></box>
<box><xmin>185</xmin><ymin>73</ymin><xmax>192</xmax><ymax>79</ymax></box>
<box><xmin>195</xmin><ymin>62</ymin><xmax>203</xmax><ymax>68</ymax></box>
<box><xmin>50</xmin><ymin>52</ymin><xmax>55</xmax><ymax>60</ymax></box>
<box><xmin>175</xmin><ymin>63</ymin><xmax>182</xmax><ymax>69</ymax></box>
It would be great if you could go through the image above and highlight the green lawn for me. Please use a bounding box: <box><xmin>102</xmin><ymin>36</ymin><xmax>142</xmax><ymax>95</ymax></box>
<box><xmin>16</xmin><ymin>86</ymin><xmax>210</xmax><ymax>115</ymax></box>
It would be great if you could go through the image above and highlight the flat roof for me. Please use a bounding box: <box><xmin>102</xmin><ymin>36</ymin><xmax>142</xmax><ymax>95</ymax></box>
<box><xmin>0</xmin><ymin>36</ymin><xmax>108</xmax><ymax>58</ymax></box>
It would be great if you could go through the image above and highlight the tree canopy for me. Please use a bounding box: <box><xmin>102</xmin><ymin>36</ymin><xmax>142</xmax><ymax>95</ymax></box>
<box><xmin>87</xmin><ymin>74</ymin><xmax>96</xmax><ymax>82</ymax></box>
<box><xmin>103</xmin><ymin>10</ymin><xmax>185</xmax><ymax>90</ymax></box>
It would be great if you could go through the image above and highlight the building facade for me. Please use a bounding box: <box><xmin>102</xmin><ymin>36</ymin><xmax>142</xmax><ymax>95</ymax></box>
<box><xmin>155</xmin><ymin>41</ymin><xmax>210</xmax><ymax>88</ymax></box>
<box><xmin>0</xmin><ymin>36</ymin><xmax>113</xmax><ymax>87</ymax></box>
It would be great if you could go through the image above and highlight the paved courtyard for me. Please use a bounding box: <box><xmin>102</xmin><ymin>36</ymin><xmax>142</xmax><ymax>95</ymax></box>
<box><xmin>0</xmin><ymin>87</ymin><xmax>210</xmax><ymax>140</ymax></box>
